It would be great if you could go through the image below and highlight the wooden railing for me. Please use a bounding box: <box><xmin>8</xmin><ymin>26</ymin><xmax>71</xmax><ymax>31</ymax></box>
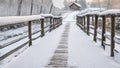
<box><xmin>0</xmin><ymin>15</ymin><xmax>62</xmax><ymax>61</ymax></box>
<box><xmin>76</xmin><ymin>10</ymin><xmax>120</xmax><ymax>57</ymax></box>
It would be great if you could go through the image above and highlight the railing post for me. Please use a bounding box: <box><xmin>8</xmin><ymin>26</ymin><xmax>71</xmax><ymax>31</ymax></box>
<box><xmin>54</xmin><ymin>18</ymin><xmax>57</xmax><ymax>28</ymax></box>
<box><xmin>84</xmin><ymin>16</ymin><xmax>86</xmax><ymax>32</ymax></box>
<box><xmin>101</xmin><ymin>16</ymin><xmax>106</xmax><ymax>49</ymax></box>
<box><xmin>80</xmin><ymin>16</ymin><xmax>81</xmax><ymax>25</ymax></box>
<box><xmin>49</xmin><ymin>17</ymin><xmax>52</xmax><ymax>32</ymax></box>
<box><xmin>93</xmin><ymin>15</ymin><xmax>98</xmax><ymax>42</ymax></box>
<box><xmin>28</xmin><ymin>21</ymin><xmax>32</xmax><ymax>46</ymax></box>
<box><xmin>81</xmin><ymin>17</ymin><xmax>84</xmax><ymax>29</ymax></box>
<box><xmin>53</xmin><ymin>18</ymin><xmax>55</xmax><ymax>28</ymax></box>
<box><xmin>41</xmin><ymin>19</ymin><xmax>45</xmax><ymax>37</ymax></box>
<box><xmin>57</xmin><ymin>18</ymin><xmax>59</xmax><ymax>27</ymax></box>
<box><xmin>53</xmin><ymin>18</ymin><xmax>55</xmax><ymax>29</ymax></box>
<box><xmin>56</xmin><ymin>18</ymin><xmax>58</xmax><ymax>27</ymax></box>
<box><xmin>110</xmin><ymin>15</ymin><xmax>115</xmax><ymax>57</ymax></box>
<box><xmin>60</xmin><ymin>17</ymin><xmax>62</xmax><ymax>25</ymax></box>
<box><xmin>76</xmin><ymin>16</ymin><xmax>79</xmax><ymax>25</ymax></box>
<box><xmin>87</xmin><ymin>15</ymin><xmax>90</xmax><ymax>35</ymax></box>
<box><xmin>58</xmin><ymin>18</ymin><xmax>60</xmax><ymax>26</ymax></box>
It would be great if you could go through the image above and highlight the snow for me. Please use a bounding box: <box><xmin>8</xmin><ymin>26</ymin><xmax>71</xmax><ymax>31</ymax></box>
<box><xmin>78</xmin><ymin>9</ymin><xmax>120</xmax><ymax>17</ymax></box>
<box><xmin>0</xmin><ymin>15</ymin><xmax>44</xmax><ymax>26</ymax></box>
<box><xmin>40</xmin><ymin>14</ymin><xmax>53</xmax><ymax>17</ymax></box>
<box><xmin>53</xmin><ymin>16</ymin><xmax>62</xmax><ymax>18</ymax></box>
<box><xmin>3</xmin><ymin>20</ymin><xmax>65</xmax><ymax>68</ymax></box>
<box><xmin>68</xmin><ymin>21</ymin><xmax>120</xmax><ymax>68</ymax></box>
<box><xmin>1</xmin><ymin>11</ymin><xmax>120</xmax><ymax>68</ymax></box>
<box><xmin>78</xmin><ymin>8</ymin><xmax>105</xmax><ymax>15</ymax></box>
<box><xmin>52</xmin><ymin>0</ymin><xmax>65</xmax><ymax>9</ymax></box>
<box><xmin>100</xmin><ymin>9</ymin><xmax>120</xmax><ymax>15</ymax></box>
<box><xmin>73</xmin><ymin>2</ymin><xmax>82</xmax><ymax>7</ymax></box>
<box><xmin>86</xmin><ymin>11</ymin><xmax>100</xmax><ymax>15</ymax></box>
<box><xmin>63</xmin><ymin>11</ymin><xmax>79</xmax><ymax>22</ymax></box>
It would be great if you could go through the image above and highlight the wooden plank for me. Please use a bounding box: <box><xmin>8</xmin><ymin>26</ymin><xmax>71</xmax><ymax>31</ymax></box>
<box><xmin>110</xmin><ymin>15</ymin><xmax>115</xmax><ymax>57</ymax></box>
<box><xmin>0</xmin><ymin>35</ymin><xmax>28</xmax><ymax>49</ymax></box>
<box><xmin>0</xmin><ymin>41</ymin><xmax>29</xmax><ymax>61</ymax></box>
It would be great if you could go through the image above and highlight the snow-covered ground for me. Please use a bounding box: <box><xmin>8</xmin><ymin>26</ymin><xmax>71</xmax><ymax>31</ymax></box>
<box><xmin>1</xmin><ymin>11</ymin><xmax>120</xmax><ymax>68</ymax></box>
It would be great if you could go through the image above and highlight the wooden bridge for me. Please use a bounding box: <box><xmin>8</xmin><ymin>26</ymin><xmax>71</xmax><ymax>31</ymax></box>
<box><xmin>0</xmin><ymin>11</ymin><xmax>120</xmax><ymax>68</ymax></box>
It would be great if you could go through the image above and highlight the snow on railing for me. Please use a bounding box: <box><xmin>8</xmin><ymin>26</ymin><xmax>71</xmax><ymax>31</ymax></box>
<box><xmin>100</xmin><ymin>9</ymin><xmax>120</xmax><ymax>16</ymax></box>
<box><xmin>0</xmin><ymin>15</ymin><xmax>62</xmax><ymax>64</ymax></box>
<box><xmin>40</xmin><ymin>14</ymin><xmax>53</xmax><ymax>17</ymax></box>
<box><xmin>77</xmin><ymin>9</ymin><xmax>120</xmax><ymax>57</ymax></box>
<box><xmin>78</xmin><ymin>8</ymin><xmax>105</xmax><ymax>15</ymax></box>
<box><xmin>78</xmin><ymin>9</ymin><xmax>120</xmax><ymax>17</ymax></box>
<box><xmin>0</xmin><ymin>15</ymin><xmax>44</xmax><ymax>26</ymax></box>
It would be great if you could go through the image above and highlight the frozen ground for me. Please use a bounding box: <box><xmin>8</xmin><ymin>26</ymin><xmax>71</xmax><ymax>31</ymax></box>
<box><xmin>1</xmin><ymin>11</ymin><xmax>120</xmax><ymax>68</ymax></box>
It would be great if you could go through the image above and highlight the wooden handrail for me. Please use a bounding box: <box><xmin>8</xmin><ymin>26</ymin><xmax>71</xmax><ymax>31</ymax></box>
<box><xmin>76</xmin><ymin>13</ymin><xmax>120</xmax><ymax>57</ymax></box>
<box><xmin>0</xmin><ymin>15</ymin><xmax>62</xmax><ymax>61</ymax></box>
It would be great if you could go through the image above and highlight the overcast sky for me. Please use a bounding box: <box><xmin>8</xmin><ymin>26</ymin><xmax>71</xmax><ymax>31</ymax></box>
<box><xmin>52</xmin><ymin>0</ymin><xmax>65</xmax><ymax>9</ymax></box>
<box><xmin>52</xmin><ymin>0</ymin><xmax>92</xmax><ymax>9</ymax></box>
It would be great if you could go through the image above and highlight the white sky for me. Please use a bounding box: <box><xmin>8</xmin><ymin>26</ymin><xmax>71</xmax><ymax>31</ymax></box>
<box><xmin>52</xmin><ymin>0</ymin><xmax>93</xmax><ymax>9</ymax></box>
<box><xmin>52</xmin><ymin>0</ymin><xmax>65</xmax><ymax>9</ymax></box>
<box><xmin>86</xmin><ymin>0</ymin><xmax>93</xmax><ymax>2</ymax></box>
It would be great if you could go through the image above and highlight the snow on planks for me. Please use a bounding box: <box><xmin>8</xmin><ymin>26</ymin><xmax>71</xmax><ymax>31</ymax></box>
<box><xmin>45</xmin><ymin>23</ymin><xmax>77</xmax><ymax>68</ymax></box>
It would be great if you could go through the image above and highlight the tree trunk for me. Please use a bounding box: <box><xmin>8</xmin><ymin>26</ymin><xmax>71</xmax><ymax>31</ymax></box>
<box><xmin>30</xmin><ymin>0</ymin><xmax>33</xmax><ymax>15</ymax></box>
<box><xmin>49</xmin><ymin>3</ymin><xmax>53</xmax><ymax>13</ymax></box>
<box><xmin>17</xmin><ymin>0</ymin><xmax>22</xmax><ymax>16</ymax></box>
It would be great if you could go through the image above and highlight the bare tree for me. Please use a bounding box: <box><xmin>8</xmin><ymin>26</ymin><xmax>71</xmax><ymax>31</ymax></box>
<box><xmin>40</xmin><ymin>0</ymin><xmax>43</xmax><ymax>13</ymax></box>
<box><xmin>30</xmin><ymin>0</ymin><xmax>33</xmax><ymax>15</ymax></box>
<box><xmin>107</xmin><ymin>0</ymin><xmax>111</xmax><ymax>9</ymax></box>
<box><xmin>49</xmin><ymin>3</ymin><xmax>53</xmax><ymax>13</ymax></box>
<box><xmin>17</xmin><ymin>0</ymin><xmax>22</xmax><ymax>16</ymax></box>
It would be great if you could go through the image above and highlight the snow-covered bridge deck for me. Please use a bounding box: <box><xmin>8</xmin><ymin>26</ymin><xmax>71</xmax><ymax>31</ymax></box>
<box><xmin>2</xmin><ymin>12</ymin><xmax>120</xmax><ymax>68</ymax></box>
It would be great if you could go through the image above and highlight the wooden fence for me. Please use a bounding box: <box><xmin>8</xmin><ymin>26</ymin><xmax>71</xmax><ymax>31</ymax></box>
<box><xmin>0</xmin><ymin>15</ymin><xmax>62</xmax><ymax>61</ymax></box>
<box><xmin>76</xmin><ymin>10</ymin><xmax>120</xmax><ymax>57</ymax></box>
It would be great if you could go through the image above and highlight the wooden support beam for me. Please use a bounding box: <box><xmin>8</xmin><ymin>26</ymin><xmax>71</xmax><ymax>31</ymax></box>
<box><xmin>81</xmin><ymin>17</ymin><xmax>83</xmax><ymax>26</ymax></box>
<box><xmin>53</xmin><ymin>18</ymin><xmax>55</xmax><ymax>29</ymax></box>
<box><xmin>93</xmin><ymin>15</ymin><xmax>98</xmax><ymax>42</ymax></box>
<box><xmin>84</xmin><ymin>16</ymin><xmax>86</xmax><ymax>32</ymax></box>
<box><xmin>92</xmin><ymin>16</ymin><xmax>94</xmax><ymax>25</ymax></box>
<box><xmin>54</xmin><ymin>18</ymin><xmax>56</xmax><ymax>28</ymax></box>
<box><xmin>76</xmin><ymin>16</ymin><xmax>78</xmax><ymax>24</ymax></box>
<box><xmin>56</xmin><ymin>18</ymin><xmax>58</xmax><ymax>27</ymax></box>
<box><xmin>87</xmin><ymin>15</ymin><xmax>90</xmax><ymax>35</ymax></box>
<box><xmin>41</xmin><ymin>19</ymin><xmax>45</xmax><ymax>37</ymax></box>
<box><xmin>49</xmin><ymin>17</ymin><xmax>52</xmax><ymax>32</ymax></box>
<box><xmin>81</xmin><ymin>17</ymin><xmax>84</xmax><ymax>29</ymax></box>
<box><xmin>78</xmin><ymin>16</ymin><xmax>80</xmax><ymax>25</ymax></box>
<box><xmin>28</xmin><ymin>21</ymin><xmax>32</xmax><ymax>46</ymax></box>
<box><xmin>101</xmin><ymin>16</ymin><xmax>106</xmax><ymax>49</ymax></box>
<box><xmin>110</xmin><ymin>15</ymin><xmax>115</xmax><ymax>57</ymax></box>
<box><xmin>60</xmin><ymin>17</ymin><xmax>62</xmax><ymax>25</ymax></box>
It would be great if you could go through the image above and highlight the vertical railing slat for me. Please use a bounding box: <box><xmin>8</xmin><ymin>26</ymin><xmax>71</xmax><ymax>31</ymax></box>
<box><xmin>93</xmin><ymin>15</ymin><xmax>98</xmax><ymax>42</ymax></box>
<box><xmin>87</xmin><ymin>15</ymin><xmax>90</xmax><ymax>36</ymax></box>
<box><xmin>110</xmin><ymin>15</ymin><xmax>115</xmax><ymax>57</ymax></box>
<box><xmin>101</xmin><ymin>16</ymin><xmax>106</xmax><ymax>49</ymax></box>
<box><xmin>28</xmin><ymin>21</ymin><xmax>32</xmax><ymax>46</ymax></box>
<box><xmin>41</xmin><ymin>19</ymin><xmax>45</xmax><ymax>37</ymax></box>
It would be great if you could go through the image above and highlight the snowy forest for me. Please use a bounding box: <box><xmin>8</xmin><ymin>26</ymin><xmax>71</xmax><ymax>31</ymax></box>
<box><xmin>0</xmin><ymin>0</ymin><xmax>62</xmax><ymax>16</ymax></box>
<box><xmin>0</xmin><ymin>0</ymin><xmax>120</xmax><ymax>16</ymax></box>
